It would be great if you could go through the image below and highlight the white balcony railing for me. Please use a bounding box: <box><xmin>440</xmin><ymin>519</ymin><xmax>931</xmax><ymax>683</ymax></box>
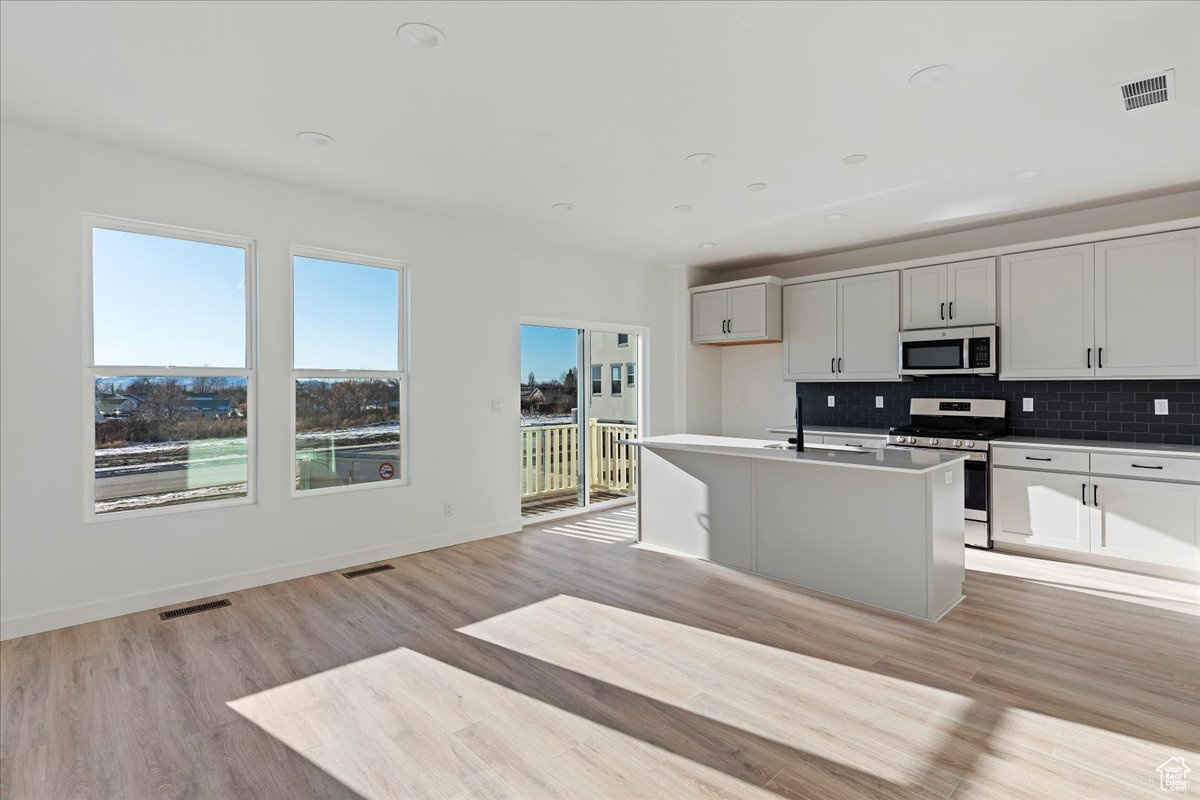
<box><xmin>520</xmin><ymin>420</ymin><xmax>638</xmax><ymax>500</ymax></box>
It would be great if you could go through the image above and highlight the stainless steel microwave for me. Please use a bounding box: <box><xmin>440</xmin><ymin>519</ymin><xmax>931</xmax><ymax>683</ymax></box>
<box><xmin>899</xmin><ymin>325</ymin><xmax>997</xmax><ymax>376</ymax></box>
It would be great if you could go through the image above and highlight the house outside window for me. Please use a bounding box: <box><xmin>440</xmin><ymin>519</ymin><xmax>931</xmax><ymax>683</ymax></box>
<box><xmin>627</xmin><ymin>362</ymin><xmax>636</xmax><ymax>387</ymax></box>
<box><xmin>617</xmin><ymin>333</ymin><xmax>629</xmax><ymax>347</ymax></box>
<box><xmin>610</xmin><ymin>364</ymin><xmax>622</xmax><ymax>396</ymax></box>
<box><xmin>591</xmin><ymin>364</ymin><xmax>602</xmax><ymax>395</ymax></box>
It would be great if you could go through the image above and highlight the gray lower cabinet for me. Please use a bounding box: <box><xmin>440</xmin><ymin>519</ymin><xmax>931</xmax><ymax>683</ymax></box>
<box><xmin>992</xmin><ymin>449</ymin><xmax>1200</xmax><ymax>572</ymax></box>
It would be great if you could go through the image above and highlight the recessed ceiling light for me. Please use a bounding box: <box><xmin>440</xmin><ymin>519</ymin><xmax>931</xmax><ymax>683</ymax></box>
<box><xmin>396</xmin><ymin>22</ymin><xmax>446</xmax><ymax>48</ymax></box>
<box><xmin>674</xmin><ymin>204</ymin><xmax>693</xmax><ymax>212</ymax></box>
<box><xmin>698</xmin><ymin>241</ymin><xmax>717</xmax><ymax>249</ymax></box>
<box><xmin>551</xmin><ymin>203</ymin><xmax>577</xmax><ymax>212</ymax></box>
<box><xmin>746</xmin><ymin>183</ymin><xmax>769</xmax><ymax>192</ymax></box>
<box><xmin>908</xmin><ymin>64</ymin><xmax>957</xmax><ymax>88</ymax></box>
<box><xmin>1010</xmin><ymin>169</ymin><xmax>1044</xmax><ymax>180</ymax></box>
<box><xmin>684</xmin><ymin>152</ymin><xmax>717</xmax><ymax>167</ymax></box>
<box><xmin>841</xmin><ymin>154</ymin><xmax>868</xmax><ymax>165</ymax></box>
<box><xmin>825</xmin><ymin>212</ymin><xmax>847</xmax><ymax>221</ymax></box>
<box><xmin>296</xmin><ymin>131</ymin><xmax>334</xmax><ymax>146</ymax></box>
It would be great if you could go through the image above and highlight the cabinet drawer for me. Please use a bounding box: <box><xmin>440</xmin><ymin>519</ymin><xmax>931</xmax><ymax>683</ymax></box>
<box><xmin>992</xmin><ymin>447</ymin><xmax>1090</xmax><ymax>473</ymax></box>
<box><xmin>1089</xmin><ymin>453</ymin><xmax>1200</xmax><ymax>483</ymax></box>
<box><xmin>824</xmin><ymin>435</ymin><xmax>885</xmax><ymax>450</ymax></box>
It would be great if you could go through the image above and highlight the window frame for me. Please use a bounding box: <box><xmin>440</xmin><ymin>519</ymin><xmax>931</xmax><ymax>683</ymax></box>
<box><xmin>81</xmin><ymin>214</ymin><xmax>258</xmax><ymax>523</ymax></box>
<box><xmin>590</xmin><ymin>364</ymin><xmax>602</xmax><ymax>396</ymax></box>
<box><xmin>610</xmin><ymin>364</ymin><xmax>623</xmax><ymax>396</ymax></box>
<box><xmin>289</xmin><ymin>245</ymin><xmax>410</xmax><ymax>498</ymax></box>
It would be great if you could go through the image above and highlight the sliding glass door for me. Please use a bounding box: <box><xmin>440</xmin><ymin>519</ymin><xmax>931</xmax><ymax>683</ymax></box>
<box><xmin>520</xmin><ymin>323</ymin><xmax>640</xmax><ymax>519</ymax></box>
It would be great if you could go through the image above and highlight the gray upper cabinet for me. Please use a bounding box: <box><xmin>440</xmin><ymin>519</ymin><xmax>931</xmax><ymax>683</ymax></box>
<box><xmin>901</xmin><ymin>257</ymin><xmax>996</xmax><ymax>330</ymax></box>
<box><xmin>782</xmin><ymin>281</ymin><xmax>838</xmax><ymax>380</ymax></box>
<box><xmin>1000</xmin><ymin>244</ymin><xmax>1096</xmax><ymax>379</ymax></box>
<box><xmin>784</xmin><ymin>271</ymin><xmax>900</xmax><ymax>381</ymax></box>
<box><xmin>1094</xmin><ymin>228</ymin><xmax>1200</xmax><ymax>377</ymax></box>
<box><xmin>691</xmin><ymin>279</ymin><xmax>782</xmax><ymax>345</ymax></box>
<box><xmin>1001</xmin><ymin>229</ymin><xmax>1200</xmax><ymax>379</ymax></box>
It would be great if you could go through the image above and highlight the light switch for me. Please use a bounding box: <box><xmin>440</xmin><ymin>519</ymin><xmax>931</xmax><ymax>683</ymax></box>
<box><xmin>1155</xmin><ymin>399</ymin><xmax>1169</xmax><ymax>415</ymax></box>
<box><xmin>945</xmin><ymin>470</ymin><xmax>953</xmax><ymax>485</ymax></box>
<box><xmin>491</xmin><ymin>399</ymin><xmax>504</xmax><ymax>413</ymax></box>
<box><xmin>875</xmin><ymin>396</ymin><xmax>884</xmax><ymax>409</ymax></box>
<box><xmin>827</xmin><ymin>395</ymin><xmax>835</xmax><ymax>407</ymax></box>
<box><xmin>1022</xmin><ymin>397</ymin><xmax>1034</xmax><ymax>412</ymax></box>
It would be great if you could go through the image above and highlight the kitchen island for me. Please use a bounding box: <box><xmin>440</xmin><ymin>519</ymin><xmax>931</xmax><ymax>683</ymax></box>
<box><xmin>624</xmin><ymin>434</ymin><xmax>968</xmax><ymax>621</ymax></box>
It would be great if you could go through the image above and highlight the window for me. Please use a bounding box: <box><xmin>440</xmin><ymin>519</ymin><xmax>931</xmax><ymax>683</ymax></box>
<box><xmin>627</xmin><ymin>362</ymin><xmax>636</xmax><ymax>388</ymax></box>
<box><xmin>87</xmin><ymin>219</ymin><xmax>254</xmax><ymax>517</ymax></box>
<box><xmin>591</xmin><ymin>364</ymin><xmax>602</xmax><ymax>395</ymax></box>
<box><xmin>617</xmin><ymin>333</ymin><xmax>629</xmax><ymax>347</ymax></box>
<box><xmin>610</xmin><ymin>365</ymin><xmax>622</xmax><ymax>396</ymax></box>
<box><xmin>292</xmin><ymin>248</ymin><xmax>407</xmax><ymax>493</ymax></box>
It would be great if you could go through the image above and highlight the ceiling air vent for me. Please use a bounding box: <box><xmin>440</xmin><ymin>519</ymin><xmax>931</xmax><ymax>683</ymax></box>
<box><xmin>1118</xmin><ymin>69</ymin><xmax>1174</xmax><ymax>111</ymax></box>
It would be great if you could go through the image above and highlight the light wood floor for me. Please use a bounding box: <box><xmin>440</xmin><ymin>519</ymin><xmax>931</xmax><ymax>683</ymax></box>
<box><xmin>2</xmin><ymin>506</ymin><xmax>1198</xmax><ymax>799</ymax></box>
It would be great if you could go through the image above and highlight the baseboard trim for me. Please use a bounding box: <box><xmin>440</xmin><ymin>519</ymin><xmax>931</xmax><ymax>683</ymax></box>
<box><xmin>993</xmin><ymin>541</ymin><xmax>1200</xmax><ymax>583</ymax></box>
<box><xmin>0</xmin><ymin>518</ymin><xmax>523</xmax><ymax>640</ymax></box>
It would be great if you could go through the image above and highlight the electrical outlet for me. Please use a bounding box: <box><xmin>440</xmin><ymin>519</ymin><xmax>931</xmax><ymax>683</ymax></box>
<box><xmin>875</xmin><ymin>395</ymin><xmax>884</xmax><ymax>409</ymax></box>
<box><xmin>443</xmin><ymin>502</ymin><xmax>452</xmax><ymax>517</ymax></box>
<box><xmin>1155</xmin><ymin>398</ymin><xmax>1169</xmax><ymax>415</ymax></box>
<box><xmin>1023</xmin><ymin>397</ymin><xmax>1034</xmax><ymax>412</ymax></box>
<box><xmin>827</xmin><ymin>395</ymin><xmax>835</xmax><ymax>407</ymax></box>
<box><xmin>491</xmin><ymin>399</ymin><xmax>504</xmax><ymax>413</ymax></box>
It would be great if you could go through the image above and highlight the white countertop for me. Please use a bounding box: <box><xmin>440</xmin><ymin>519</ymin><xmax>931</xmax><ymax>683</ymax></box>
<box><xmin>993</xmin><ymin>436</ymin><xmax>1200</xmax><ymax>458</ymax></box>
<box><xmin>623</xmin><ymin>434</ymin><xmax>966</xmax><ymax>473</ymax></box>
<box><xmin>767</xmin><ymin>425</ymin><xmax>889</xmax><ymax>438</ymax></box>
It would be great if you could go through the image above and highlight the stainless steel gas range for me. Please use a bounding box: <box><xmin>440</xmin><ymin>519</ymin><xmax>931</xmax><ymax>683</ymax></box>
<box><xmin>886</xmin><ymin>398</ymin><xmax>1008</xmax><ymax>548</ymax></box>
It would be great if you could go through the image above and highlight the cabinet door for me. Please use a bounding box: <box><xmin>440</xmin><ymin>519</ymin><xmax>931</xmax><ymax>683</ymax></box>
<box><xmin>1095</xmin><ymin>228</ymin><xmax>1200</xmax><ymax>378</ymax></box>
<box><xmin>692</xmin><ymin>289</ymin><xmax>729</xmax><ymax>343</ymax></box>
<box><xmin>1092</xmin><ymin>477</ymin><xmax>1200</xmax><ymax>569</ymax></box>
<box><xmin>1000</xmin><ymin>244</ymin><xmax>1095</xmax><ymax>378</ymax></box>
<box><xmin>901</xmin><ymin>264</ymin><xmax>947</xmax><ymax>330</ymax></box>
<box><xmin>837</xmin><ymin>271</ymin><xmax>901</xmax><ymax>381</ymax></box>
<box><xmin>727</xmin><ymin>284</ymin><xmax>768</xmax><ymax>340</ymax></box>
<box><xmin>993</xmin><ymin>468</ymin><xmax>1091</xmax><ymax>552</ymax></box>
<box><xmin>783</xmin><ymin>281</ymin><xmax>838</xmax><ymax>380</ymax></box>
<box><xmin>947</xmin><ymin>257</ymin><xmax>996</xmax><ymax>326</ymax></box>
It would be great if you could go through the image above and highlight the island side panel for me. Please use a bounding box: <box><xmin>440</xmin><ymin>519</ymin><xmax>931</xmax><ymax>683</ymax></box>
<box><xmin>927</xmin><ymin>461</ymin><xmax>966</xmax><ymax>620</ymax></box>
<box><xmin>638</xmin><ymin>447</ymin><xmax>755</xmax><ymax>571</ymax></box>
<box><xmin>753</xmin><ymin>460</ymin><xmax>932</xmax><ymax>619</ymax></box>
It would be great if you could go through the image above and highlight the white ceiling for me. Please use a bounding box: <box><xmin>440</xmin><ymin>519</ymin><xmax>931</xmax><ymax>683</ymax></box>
<box><xmin>2</xmin><ymin>1</ymin><xmax>1198</xmax><ymax>268</ymax></box>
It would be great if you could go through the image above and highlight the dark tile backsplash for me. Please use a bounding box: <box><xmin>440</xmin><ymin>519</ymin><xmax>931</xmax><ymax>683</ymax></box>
<box><xmin>795</xmin><ymin>377</ymin><xmax>1200</xmax><ymax>446</ymax></box>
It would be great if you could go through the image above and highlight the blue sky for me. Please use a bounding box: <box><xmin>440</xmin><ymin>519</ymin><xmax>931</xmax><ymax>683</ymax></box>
<box><xmin>93</xmin><ymin>228</ymin><xmax>246</xmax><ymax>366</ymax></box>
<box><xmin>521</xmin><ymin>325</ymin><xmax>578</xmax><ymax>383</ymax></box>
<box><xmin>293</xmin><ymin>256</ymin><xmax>398</xmax><ymax>370</ymax></box>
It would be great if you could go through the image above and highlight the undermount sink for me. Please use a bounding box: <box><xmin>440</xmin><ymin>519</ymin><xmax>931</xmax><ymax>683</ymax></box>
<box><xmin>762</xmin><ymin>442</ymin><xmax>873</xmax><ymax>454</ymax></box>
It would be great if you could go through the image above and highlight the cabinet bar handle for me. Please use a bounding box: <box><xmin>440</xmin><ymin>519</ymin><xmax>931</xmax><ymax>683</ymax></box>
<box><xmin>1086</xmin><ymin>347</ymin><xmax>1091</xmax><ymax>369</ymax></box>
<box><xmin>949</xmin><ymin>301</ymin><xmax>954</xmax><ymax>319</ymax></box>
<box><xmin>831</xmin><ymin>357</ymin><xmax>835</xmax><ymax>374</ymax></box>
<box><xmin>1131</xmin><ymin>464</ymin><xmax>1164</xmax><ymax>470</ymax></box>
<box><xmin>1025</xmin><ymin>456</ymin><xmax>1052</xmax><ymax>461</ymax></box>
<box><xmin>837</xmin><ymin>357</ymin><xmax>843</xmax><ymax>373</ymax></box>
<box><xmin>1081</xmin><ymin>483</ymin><xmax>1087</xmax><ymax>505</ymax></box>
<box><xmin>1093</xmin><ymin>484</ymin><xmax>1099</xmax><ymax>507</ymax></box>
<box><xmin>1098</xmin><ymin>346</ymin><xmax>1103</xmax><ymax>369</ymax></box>
<box><xmin>940</xmin><ymin>302</ymin><xmax>945</xmax><ymax>320</ymax></box>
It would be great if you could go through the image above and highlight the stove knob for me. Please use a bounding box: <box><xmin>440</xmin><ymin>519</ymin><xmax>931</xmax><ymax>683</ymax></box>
<box><xmin>929</xmin><ymin>438</ymin><xmax>939</xmax><ymax>446</ymax></box>
<box><xmin>952</xmin><ymin>439</ymin><xmax>963</xmax><ymax>447</ymax></box>
<box><xmin>965</xmin><ymin>440</ymin><xmax>976</xmax><ymax>448</ymax></box>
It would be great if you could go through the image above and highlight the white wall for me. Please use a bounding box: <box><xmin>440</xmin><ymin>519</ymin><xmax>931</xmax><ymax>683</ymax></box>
<box><xmin>0</xmin><ymin>122</ymin><xmax>682</xmax><ymax>639</ymax></box>
<box><xmin>712</xmin><ymin>191</ymin><xmax>1200</xmax><ymax>439</ymax></box>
